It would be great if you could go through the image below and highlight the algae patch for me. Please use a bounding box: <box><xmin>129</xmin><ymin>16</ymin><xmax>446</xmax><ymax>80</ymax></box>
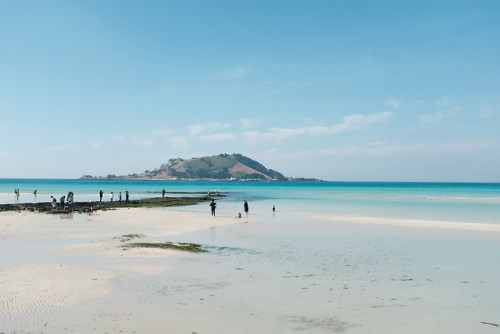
<box><xmin>122</xmin><ymin>242</ymin><xmax>207</xmax><ymax>253</ymax></box>
<box><xmin>115</xmin><ymin>233</ymin><xmax>146</xmax><ymax>242</ymax></box>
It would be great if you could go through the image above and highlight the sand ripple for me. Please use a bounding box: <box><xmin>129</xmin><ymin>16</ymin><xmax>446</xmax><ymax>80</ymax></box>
<box><xmin>0</xmin><ymin>263</ymin><xmax>113</xmax><ymax>318</ymax></box>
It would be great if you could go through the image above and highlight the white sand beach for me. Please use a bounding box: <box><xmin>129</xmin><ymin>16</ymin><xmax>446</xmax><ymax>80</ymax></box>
<box><xmin>0</xmin><ymin>208</ymin><xmax>237</xmax><ymax>332</ymax></box>
<box><xmin>2</xmin><ymin>207</ymin><xmax>500</xmax><ymax>333</ymax></box>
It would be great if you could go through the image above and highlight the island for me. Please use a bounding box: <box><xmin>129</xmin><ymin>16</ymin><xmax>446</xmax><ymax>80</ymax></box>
<box><xmin>81</xmin><ymin>153</ymin><xmax>322</xmax><ymax>182</ymax></box>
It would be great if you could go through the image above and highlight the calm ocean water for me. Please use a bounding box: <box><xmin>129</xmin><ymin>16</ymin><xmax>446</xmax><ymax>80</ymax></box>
<box><xmin>1</xmin><ymin>179</ymin><xmax>500</xmax><ymax>224</ymax></box>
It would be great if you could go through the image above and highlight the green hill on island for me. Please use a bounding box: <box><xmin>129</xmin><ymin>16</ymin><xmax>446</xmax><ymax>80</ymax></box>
<box><xmin>81</xmin><ymin>153</ymin><xmax>290</xmax><ymax>181</ymax></box>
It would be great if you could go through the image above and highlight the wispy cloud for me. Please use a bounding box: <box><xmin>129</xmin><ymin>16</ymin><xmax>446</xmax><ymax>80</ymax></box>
<box><xmin>243</xmin><ymin>112</ymin><xmax>391</xmax><ymax>144</ymax></box>
<box><xmin>243</xmin><ymin>128</ymin><xmax>306</xmax><ymax>144</ymax></box>
<box><xmin>419</xmin><ymin>107</ymin><xmax>458</xmax><ymax>123</ymax></box>
<box><xmin>241</xmin><ymin>118</ymin><xmax>262</xmax><ymax>129</ymax></box>
<box><xmin>387</xmin><ymin>99</ymin><xmax>402</xmax><ymax>108</ymax></box>
<box><xmin>331</xmin><ymin>111</ymin><xmax>392</xmax><ymax>134</ymax></box>
<box><xmin>217</xmin><ymin>66</ymin><xmax>249</xmax><ymax>80</ymax></box>
<box><xmin>189</xmin><ymin>122</ymin><xmax>230</xmax><ymax>136</ymax></box>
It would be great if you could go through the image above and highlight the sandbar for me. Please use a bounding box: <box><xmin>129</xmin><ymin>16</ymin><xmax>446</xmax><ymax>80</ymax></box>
<box><xmin>0</xmin><ymin>208</ymin><xmax>236</xmax><ymax>332</ymax></box>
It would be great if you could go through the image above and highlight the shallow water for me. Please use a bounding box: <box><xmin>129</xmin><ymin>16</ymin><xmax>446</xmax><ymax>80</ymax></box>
<box><xmin>2</xmin><ymin>179</ymin><xmax>500</xmax><ymax>224</ymax></box>
<box><xmin>154</xmin><ymin>209</ymin><xmax>500</xmax><ymax>333</ymax></box>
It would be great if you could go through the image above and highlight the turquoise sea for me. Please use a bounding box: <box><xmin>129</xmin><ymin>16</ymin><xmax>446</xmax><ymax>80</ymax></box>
<box><xmin>1</xmin><ymin>179</ymin><xmax>500</xmax><ymax>224</ymax></box>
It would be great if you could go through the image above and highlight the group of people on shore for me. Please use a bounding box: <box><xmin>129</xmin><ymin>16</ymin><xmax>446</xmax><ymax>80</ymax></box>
<box><xmin>210</xmin><ymin>199</ymin><xmax>273</xmax><ymax>218</ymax></box>
<box><xmin>99</xmin><ymin>190</ymin><xmax>129</xmax><ymax>203</ymax></box>
<box><xmin>49</xmin><ymin>191</ymin><xmax>75</xmax><ymax>208</ymax></box>
<box><xmin>12</xmin><ymin>187</ymin><xmax>275</xmax><ymax>218</ymax></box>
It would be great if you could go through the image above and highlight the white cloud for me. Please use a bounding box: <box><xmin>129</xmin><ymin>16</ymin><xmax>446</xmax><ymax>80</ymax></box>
<box><xmin>306</xmin><ymin>126</ymin><xmax>330</xmax><ymax>135</ymax></box>
<box><xmin>189</xmin><ymin>122</ymin><xmax>230</xmax><ymax>136</ymax></box>
<box><xmin>387</xmin><ymin>99</ymin><xmax>402</xmax><ymax>108</ymax></box>
<box><xmin>218</xmin><ymin>66</ymin><xmax>249</xmax><ymax>79</ymax></box>
<box><xmin>241</xmin><ymin>118</ymin><xmax>262</xmax><ymax>129</ymax></box>
<box><xmin>418</xmin><ymin>107</ymin><xmax>459</xmax><ymax>123</ymax></box>
<box><xmin>197</xmin><ymin>133</ymin><xmax>235</xmax><ymax>142</ymax></box>
<box><xmin>242</xmin><ymin>112</ymin><xmax>391</xmax><ymax>145</ymax></box>
<box><xmin>331</xmin><ymin>111</ymin><xmax>392</xmax><ymax>134</ymax></box>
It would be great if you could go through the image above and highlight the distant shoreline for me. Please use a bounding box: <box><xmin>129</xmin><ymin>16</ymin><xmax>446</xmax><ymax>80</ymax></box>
<box><xmin>79</xmin><ymin>176</ymin><xmax>324</xmax><ymax>182</ymax></box>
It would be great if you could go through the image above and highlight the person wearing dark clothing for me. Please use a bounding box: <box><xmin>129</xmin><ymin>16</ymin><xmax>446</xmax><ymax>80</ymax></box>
<box><xmin>209</xmin><ymin>200</ymin><xmax>216</xmax><ymax>216</ymax></box>
<box><xmin>99</xmin><ymin>190</ymin><xmax>103</xmax><ymax>202</ymax></box>
<box><xmin>125</xmin><ymin>191</ymin><xmax>129</xmax><ymax>202</ymax></box>
<box><xmin>162</xmin><ymin>188</ymin><xmax>166</xmax><ymax>198</ymax></box>
<box><xmin>244</xmin><ymin>200</ymin><xmax>249</xmax><ymax>215</ymax></box>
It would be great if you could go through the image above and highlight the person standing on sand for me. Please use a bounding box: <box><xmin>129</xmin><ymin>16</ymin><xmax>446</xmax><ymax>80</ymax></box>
<box><xmin>125</xmin><ymin>191</ymin><xmax>129</xmax><ymax>202</ymax></box>
<box><xmin>110</xmin><ymin>192</ymin><xmax>114</xmax><ymax>203</ymax></box>
<box><xmin>244</xmin><ymin>200</ymin><xmax>249</xmax><ymax>216</ymax></box>
<box><xmin>119</xmin><ymin>192</ymin><xmax>122</xmax><ymax>202</ymax></box>
<box><xmin>66</xmin><ymin>192</ymin><xmax>74</xmax><ymax>204</ymax></box>
<box><xmin>209</xmin><ymin>199</ymin><xmax>217</xmax><ymax>216</ymax></box>
<box><xmin>60</xmin><ymin>195</ymin><xmax>65</xmax><ymax>207</ymax></box>
<box><xmin>99</xmin><ymin>190</ymin><xmax>103</xmax><ymax>202</ymax></box>
<box><xmin>51</xmin><ymin>196</ymin><xmax>56</xmax><ymax>207</ymax></box>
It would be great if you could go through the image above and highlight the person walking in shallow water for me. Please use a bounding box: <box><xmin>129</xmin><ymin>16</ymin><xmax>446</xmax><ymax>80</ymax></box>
<box><xmin>209</xmin><ymin>199</ymin><xmax>217</xmax><ymax>216</ymax></box>
<box><xmin>244</xmin><ymin>200</ymin><xmax>249</xmax><ymax>216</ymax></box>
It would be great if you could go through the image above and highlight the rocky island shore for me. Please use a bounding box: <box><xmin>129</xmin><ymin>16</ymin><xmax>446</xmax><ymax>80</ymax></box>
<box><xmin>0</xmin><ymin>194</ymin><xmax>221</xmax><ymax>214</ymax></box>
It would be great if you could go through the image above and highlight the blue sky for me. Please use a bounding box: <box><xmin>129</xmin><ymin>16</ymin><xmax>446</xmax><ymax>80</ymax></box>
<box><xmin>1</xmin><ymin>0</ymin><xmax>499</xmax><ymax>181</ymax></box>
